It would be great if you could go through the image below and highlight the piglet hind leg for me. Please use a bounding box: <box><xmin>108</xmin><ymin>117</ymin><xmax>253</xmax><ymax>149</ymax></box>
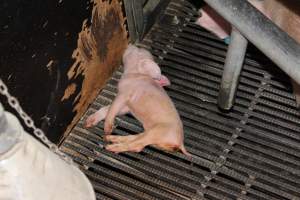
<box><xmin>149</xmin><ymin>125</ymin><xmax>190</xmax><ymax>156</ymax></box>
<box><xmin>105</xmin><ymin>133</ymin><xmax>151</xmax><ymax>153</ymax></box>
<box><xmin>105</xmin><ymin>125</ymin><xmax>190</xmax><ymax>156</ymax></box>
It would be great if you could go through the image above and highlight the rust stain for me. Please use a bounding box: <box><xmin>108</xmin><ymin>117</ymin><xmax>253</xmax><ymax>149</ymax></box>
<box><xmin>61</xmin><ymin>83</ymin><xmax>77</xmax><ymax>101</ymax></box>
<box><xmin>61</xmin><ymin>0</ymin><xmax>128</xmax><ymax>141</ymax></box>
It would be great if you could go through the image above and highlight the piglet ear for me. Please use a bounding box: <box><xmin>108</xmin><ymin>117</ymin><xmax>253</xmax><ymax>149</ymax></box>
<box><xmin>158</xmin><ymin>75</ymin><xmax>171</xmax><ymax>87</ymax></box>
<box><xmin>139</xmin><ymin>59</ymin><xmax>160</xmax><ymax>76</ymax></box>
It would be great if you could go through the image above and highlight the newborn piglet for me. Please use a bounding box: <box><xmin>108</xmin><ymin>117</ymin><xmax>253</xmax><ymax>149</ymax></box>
<box><xmin>86</xmin><ymin>44</ymin><xmax>189</xmax><ymax>155</ymax></box>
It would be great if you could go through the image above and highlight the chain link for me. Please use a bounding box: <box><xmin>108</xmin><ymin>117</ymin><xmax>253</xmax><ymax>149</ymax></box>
<box><xmin>0</xmin><ymin>79</ymin><xmax>74</xmax><ymax>165</ymax></box>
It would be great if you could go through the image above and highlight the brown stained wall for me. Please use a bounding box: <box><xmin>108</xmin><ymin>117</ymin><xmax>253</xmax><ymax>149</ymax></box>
<box><xmin>0</xmin><ymin>0</ymin><xmax>127</xmax><ymax>143</ymax></box>
<box><xmin>1</xmin><ymin>0</ymin><xmax>91</xmax><ymax>143</ymax></box>
<box><xmin>61</xmin><ymin>0</ymin><xmax>128</xmax><ymax>141</ymax></box>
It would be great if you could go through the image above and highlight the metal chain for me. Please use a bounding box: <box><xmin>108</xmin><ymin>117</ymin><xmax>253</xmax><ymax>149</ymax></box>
<box><xmin>0</xmin><ymin>79</ymin><xmax>74</xmax><ymax>165</ymax></box>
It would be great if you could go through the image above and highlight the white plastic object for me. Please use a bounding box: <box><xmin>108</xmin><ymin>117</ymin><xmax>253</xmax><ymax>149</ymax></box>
<box><xmin>0</xmin><ymin>111</ymin><xmax>96</xmax><ymax>200</ymax></box>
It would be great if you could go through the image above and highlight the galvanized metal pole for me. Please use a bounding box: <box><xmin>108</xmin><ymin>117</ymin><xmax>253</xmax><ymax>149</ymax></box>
<box><xmin>123</xmin><ymin>0</ymin><xmax>144</xmax><ymax>42</ymax></box>
<box><xmin>203</xmin><ymin>0</ymin><xmax>300</xmax><ymax>85</ymax></box>
<box><xmin>218</xmin><ymin>28</ymin><xmax>248</xmax><ymax>110</ymax></box>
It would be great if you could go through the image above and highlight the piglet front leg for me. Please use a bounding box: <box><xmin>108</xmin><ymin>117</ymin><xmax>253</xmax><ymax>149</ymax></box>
<box><xmin>104</xmin><ymin>93</ymin><xmax>128</xmax><ymax>135</ymax></box>
<box><xmin>85</xmin><ymin>104</ymin><xmax>130</xmax><ymax>128</ymax></box>
<box><xmin>85</xmin><ymin>106</ymin><xmax>110</xmax><ymax>128</ymax></box>
<box><xmin>105</xmin><ymin>133</ymin><xmax>150</xmax><ymax>153</ymax></box>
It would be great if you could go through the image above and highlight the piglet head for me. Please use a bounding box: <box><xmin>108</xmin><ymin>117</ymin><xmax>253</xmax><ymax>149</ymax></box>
<box><xmin>122</xmin><ymin>44</ymin><xmax>138</xmax><ymax>65</ymax></box>
<box><xmin>122</xmin><ymin>44</ymin><xmax>171</xmax><ymax>87</ymax></box>
<box><xmin>138</xmin><ymin>59</ymin><xmax>170</xmax><ymax>87</ymax></box>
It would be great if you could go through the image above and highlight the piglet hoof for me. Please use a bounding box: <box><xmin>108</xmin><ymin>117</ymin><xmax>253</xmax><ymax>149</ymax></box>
<box><xmin>85</xmin><ymin>115</ymin><xmax>97</xmax><ymax>128</ymax></box>
<box><xmin>104</xmin><ymin>122</ymin><xmax>114</xmax><ymax>135</ymax></box>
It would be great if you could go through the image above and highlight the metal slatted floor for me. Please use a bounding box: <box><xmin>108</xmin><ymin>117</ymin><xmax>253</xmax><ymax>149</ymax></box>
<box><xmin>61</xmin><ymin>1</ymin><xmax>300</xmax><ymax>199</ymax></box>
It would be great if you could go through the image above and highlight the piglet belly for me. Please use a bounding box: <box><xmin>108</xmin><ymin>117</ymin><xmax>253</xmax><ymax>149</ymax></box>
<box><xmin>128</xmin><ymin>91</ymin><xmax>180</xmax><ymax>129</ymax></box>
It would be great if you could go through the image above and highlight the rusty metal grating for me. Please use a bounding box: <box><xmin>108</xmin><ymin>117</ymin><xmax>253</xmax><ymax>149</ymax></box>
<box><xmin>61</xmin><ymin>0</ymin><xmax>300</xmax><ymax>199</ymax></box>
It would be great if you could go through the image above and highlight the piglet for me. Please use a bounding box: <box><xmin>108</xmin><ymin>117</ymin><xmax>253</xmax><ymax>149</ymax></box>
<box><xmin>85</xmin><ymin>44</ymin><xmax>189</xmax><ymax>155</ymax></box>
<box><xmin>195</xmin><ymin>0</ymin><xmax>266</xmax><ymax>43</ymax></box>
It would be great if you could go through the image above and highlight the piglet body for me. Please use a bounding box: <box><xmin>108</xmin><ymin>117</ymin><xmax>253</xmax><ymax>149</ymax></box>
<box><xmin>86</xmin><ymin>45</ymin><xmax>188</xmax><ymax>155</ymax></box>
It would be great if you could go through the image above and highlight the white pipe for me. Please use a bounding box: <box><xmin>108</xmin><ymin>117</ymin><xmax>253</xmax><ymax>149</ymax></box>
<box><xmin>0</xmin><ymin>103</ymin><xmax>21</xmax><ymax>154</ymax></box>
<box><xmin>0</xmin><ymin>103</ymin><xmax>96</xmax><ymax>200</ymax></box>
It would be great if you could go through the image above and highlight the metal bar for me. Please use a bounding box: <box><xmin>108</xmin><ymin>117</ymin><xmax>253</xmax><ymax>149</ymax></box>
<box><xmin>202</xmin><ymin>0</ymin><xmax>300</xmax><ymax>85</ymax></box>
<box><xmin>143</xmin><ymin>0</ymin><xmax>171</xmax><ymax>35</ymax></box>
<box><xmin>218</xmin><ymin>28</ymin><xmax>248</xmax><ymax>110</ymax></box>
<box><xmin>123</xmin><ymin>0</ymin><xmax>144</xmax><ymax>42</ymax></box>
<box><xmin>143</xmin><ymin>0</ymin><xmax>160</xmax><ymax>14</ymax></box>
<box><xmin>0</xmin><ymin>103</ymin><xmax>20</xmax><ymax>154</ymax></box>
<box><xmin>150</xmin><ymin>34</ymin><xmax>295</xmax><ymax>100</ymax></box>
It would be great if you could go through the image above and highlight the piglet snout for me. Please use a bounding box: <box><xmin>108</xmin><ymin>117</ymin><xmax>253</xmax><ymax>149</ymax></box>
<box><xmin>155</xmin><ymin>75</ymin><xmax>171</xmax><ymax>87</ymax></box>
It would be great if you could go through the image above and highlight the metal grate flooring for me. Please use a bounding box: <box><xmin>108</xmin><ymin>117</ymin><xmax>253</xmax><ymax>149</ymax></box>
<box><xmin>61</xmin><ymin>1</ymin><xmax>300</xmax><ymax>199</ymax></box>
